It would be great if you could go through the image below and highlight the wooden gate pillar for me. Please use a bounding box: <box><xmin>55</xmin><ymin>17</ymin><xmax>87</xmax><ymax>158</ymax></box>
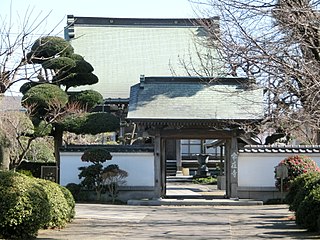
<box><xmin>154</xmin><ymin>131</ymin><xmax>166</xmax><ymax>199</ymax></box>
<box><xmin>225</xmin><ymin>132</ymin><xmax>239</xmax><ymax>198</ymax></box>
<box><xmin>175</xmin><ymin>140</ymin><xmax>183</xmax><ymax>175</ymax></box>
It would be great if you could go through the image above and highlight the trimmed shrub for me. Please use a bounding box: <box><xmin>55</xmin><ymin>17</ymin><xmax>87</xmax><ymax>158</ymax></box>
<box><xmin>79</xmin><ymin>164</ymin><xmax>107</xmax><ymax>201</ymax></box>
<box><xmin>59</xmin><ymin>185</ymin><xmax>76</xmax><ymax>220</ymax></box>
<box><xmin>65</xmin><ymin>183</ymin><xmax>81</xmax><ymax>201</ymax></box>
<box><xmin>37</xmin><ymin>179</ymin><xmax>74</xmax><ymax>228</ymax></box>
<box><xmin>72</xmin><ymin>59</ymin><xmax>94</xmax><ymax>73</ymax></box>
<box><xmin>102</xmin><ymin>164</ymin><xmax>128</xmax><ymax>203</ymax></box>
<box><xmin>275</xmin><ymin>155</ymin><xmax>319</xmax><ymax>191</ymax></box>
<box><xmin>286</xmin><ymin>171</ymin><xmax>320</xmax><ymax>211</ymax></box>
<box><xmin>42</xmin><ymin>56</ymin><xmax>76</xmax><ymax>70</ymax></box>
<box><xmin>59</xmin><ymin>72</ymin><xmax>98</xmax><ymax>89</ymax></box>
<box><xmin>19</xmin><ymin>81</ymin><xmax>41</xmax><ymax>94</ymax></box>
<box><xmin>296</xmin><ymin>186</ymin><xmax>320</xmax><ymax>231</ymax></box>
<box><xmin>193</xmin><ymin>176</ymin><xmax>217</xmax><ymax>185</ymax></box>
<box><xmin>0</xmin><ymin>171</ymin><xmax>75</xmax><ymax>239</ymax></box>
<box><xmin>81</xmin><ymin>148</ymin><xmax>112</xmax><ymax>163</ymax></box>
<box><xmin>69</xmin><ymin>53</ymin><xmax>84</xmax><ymax>61</ymax></box>
<box><xmin>16</xmin><ymin>169</ymin><xmax>33</xmax><ymax>177</ymax></box>
<box><xmin>68</xmin><ymin>90</ymin><xmax>103</xmax><ymax>110</ymax></box>
<box><xmin>0</xmin><ymin>171</ymin><xmax>51</xmax><ymax>239</ymax></box>
<box><xmin>60</xmin><ymin>112</ymin><xmax>120</xmax><ymax>135</ymax></box>
<box><xmin>29</xmin><ymin>36</ymin><xmax>74</xmax><ymax>60</ymax></box>
<box><xmin>79</xmin><ymin>149</ymin><xmax>113</xmax><ymax>201</ymax></box>
<box><xmin>22</xmin><ymin>83</ymin><xmax>69</xmax><ymax>114</ymax></box>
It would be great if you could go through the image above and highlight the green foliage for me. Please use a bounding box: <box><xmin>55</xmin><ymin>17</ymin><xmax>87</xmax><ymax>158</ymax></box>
<box><xmin>20</xmin><ymin>82</ymin><xmax>41</xmax><ymax>94</ymax></box>
<box><xmin>33</xmin><ymin>120</ymin><xmax>52</xmax><ymax>137</ymax></box>
<box><xmin>0</xmin><ymin>171</ymin><xmax>75</xmax><ymax>239</ymax></box>
<box><xmin>79</xmin><ymin>163</ymin><xmax>106</xmax><ymax>201</ymax></box>
<box><xmin>65</xmin><ymin>183</ymin><xmax>81</xmax><ymax>201</ymax></box>
<box><xmin>79</xmin><ymin>149</ymin><xmax>113</xmax><ymax>201</ymax></box>
<box><xmin>284</xmin><ymin>171</ymin><xmax>320</xmax><ymax>231</ymax></box>
<box><xmin>193</xmin><ymin>176</ymin><xmax>217</xmax><ymax>185</ymax></box>
<box><xmin>78</xmin><ymin>162</ymin><xmax>128</xmax><ymax>203</ymax></box>
<box><xmin>58</xmin><ymin>185</ymin><xmax>76</xmax><ymax>220</ymax></box>
<box><xmin>79</xmin><ymin>164</ymin><xmax>103</xmax><ymax>189</ymax></box>
<box><xmin>69</xmin><ymin>53</ymin><xmax>84</xmax><ymax>61</ymax></box>
<box><xmin>68</xmin><ymin>90</ymin><xmax>103</xmax><ymax>110</ymax></box>
<box><xmin>274</xmin><ymin>155</ymin><xmax>319</xmax><ymax>191</ymax></box>
<box><xmin>105</xmin><ymin>164</ymin><xmax>119</xmax><ymax>172</ymax></box>
<box><xmin>72</xmin><ymin>59</ymin><xmax>94</xmax><ymax>73</ymax></box>
<box><xmin>61</xmin><ymin>72</ymin><xmax>99</xmax><ymax>89</ymax></box>
<box><xmin>36</xmin><ymin>179</ymin><xmax>75</xmax><ymax>229</ymax></box>
<box><xmin>102</xmin><ymin>164</ymin><xmax>128</xmax><ymax>203</ymax></box>
<box><xmin>16</xmin><ymin>169</ymin><xmax>33</xmax><ymax>177</ymax></box>
<box><xmin>42</xmin><ymin>56</ymin><xmax>76</xmax><ymax>71</ymax></box>
<box><xmin>0</xmin><ymin>171</ymin><xmax>51</xmax><ymax>239</ymax></box>
<box><xmin>286</xmin><ymin>171</ymin><xmax>320</xmax><ymax>211</ymax></box>
<box><xmin>81</xmin><ymin>148</ymin><xmax>112</xmax><ymax>163</ymax></box>
<box><xmin>20</xmin><ymin>35</ymin><xmax>117</xmax><ymax>169</ymax></box>
<box><xmin>28</xmin><ymin>36</ymin><xmax>74</xmax><ymax>61</ymax></box>
<box><xmin>22</xmin><ymin>83</ymin><xmax>68</xmax><ymax>114</ymax></box>
<box><xmin>296</xmin><ymin>187</ymin><xmax>320</xmax><ymax>231</ymax></box>
<box><xmin>59</xmin><ymin>112</ymin><xmax>119</xmax><ymax>135</ymax></box>
<box><xmin>51</xmin><ymin>57</ymin><xmax>97</xmax><ymax>89</ymax></box>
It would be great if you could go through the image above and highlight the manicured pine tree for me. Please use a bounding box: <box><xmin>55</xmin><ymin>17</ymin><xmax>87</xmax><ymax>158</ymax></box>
<box><xmin>20</xmin><ymin>36</ymin><xmax>119</xmax><ymax>179</ymax></box>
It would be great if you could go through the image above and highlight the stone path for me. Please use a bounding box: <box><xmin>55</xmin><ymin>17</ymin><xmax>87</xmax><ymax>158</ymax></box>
<box><xmin>37</xmin><ymin>204</ymin><xmax>320</xmax><ymax>239</ymax></box>
<box><xmin>166</xmin><ymin>182</ymin><xmax>224</xmax><ymax>197</ymax></box>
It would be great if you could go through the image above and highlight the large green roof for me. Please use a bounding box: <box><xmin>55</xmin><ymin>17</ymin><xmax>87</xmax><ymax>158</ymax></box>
<box><xmin>65</xmin><ymin>16</ymin><xmax>221</xmax><ymax>99</ymax></box>
<box><xmin>127</xmin><ymin>76</ymin><xmax>264</xmax><ymax>122</ymax></box>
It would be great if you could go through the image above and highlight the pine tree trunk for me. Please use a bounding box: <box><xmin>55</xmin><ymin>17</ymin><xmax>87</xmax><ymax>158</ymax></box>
<box><xmin>53</xmin><ymin>127</ymin><xmax>63</xmax><ymax>183</ymax></box>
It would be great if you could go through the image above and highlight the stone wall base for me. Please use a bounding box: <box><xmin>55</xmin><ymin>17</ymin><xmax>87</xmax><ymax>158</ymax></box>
<box><xmin>81</xmin><ymin>186</ymin><xmax>155</xmax><ymax>203</ymax></box>
<box><xmin>237</xmin><ymin>186</ymin><xmax>287</xmax><ymax>203</ymax></box>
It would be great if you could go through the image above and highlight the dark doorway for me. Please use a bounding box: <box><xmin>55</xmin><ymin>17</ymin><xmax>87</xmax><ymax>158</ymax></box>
<box><xmin>164</xmin><ymin>138</ymin><xmax>226</xmax><ymax>199</ymax></box>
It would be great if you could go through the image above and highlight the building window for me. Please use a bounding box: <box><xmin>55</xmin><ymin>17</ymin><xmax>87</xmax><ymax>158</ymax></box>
<box><xmin>181</xmin><ymin>139</ymin><xmax>201</xmax><ymax>157</ymax></box>
<box><xmin>181</xmin><ymin>139</ymin><xmax>223</xmax><ymax>157</ymax></box>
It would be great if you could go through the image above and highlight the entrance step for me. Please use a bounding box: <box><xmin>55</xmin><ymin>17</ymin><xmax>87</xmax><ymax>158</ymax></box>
<box><xmin>127</xmin><ymin>198</ymin><xmax>263</xmax><ymax>206</ymax></box>
<box><xmin>166</xmin><ymin>176</ymin><xmax>193</xmax><ymax>182</ymax></box>
<box><xmin>165</xmin><ymin>195</ymin><xmax>225</xmax><ymax>199</ymax></box>
<box><xmin>166</xmin><ymin>160</ymin><xmax>177</xmax><ymax>176</ymax></box>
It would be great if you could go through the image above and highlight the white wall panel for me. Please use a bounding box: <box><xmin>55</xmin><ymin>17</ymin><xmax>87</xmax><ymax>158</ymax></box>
<box><xmin>60</xmin><ymin>151</ymin><xmax>154</xmax><ymax>187</ymax></box>
<box><xmin>238</xmin><ymin>153</ymin><xmax>320</xmax><ymax>187</ymax></box>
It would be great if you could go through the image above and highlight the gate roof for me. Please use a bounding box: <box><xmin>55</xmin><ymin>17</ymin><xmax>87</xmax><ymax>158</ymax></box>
<box><xmin>127</xmin><ymin>76</ymin><xmax>264</xmax><ymax>125</ymax></box>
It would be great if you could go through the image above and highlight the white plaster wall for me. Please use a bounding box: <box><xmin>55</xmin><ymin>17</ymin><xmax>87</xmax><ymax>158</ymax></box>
<box><xmin>60</xmin><ymin>151</ymin><xmax>154</xmax><ymax>187</ymax></box>
<box><xmin>238</xmin><ymin>153</ymin><xmax>320</xmax><ymax>187</ymax></box>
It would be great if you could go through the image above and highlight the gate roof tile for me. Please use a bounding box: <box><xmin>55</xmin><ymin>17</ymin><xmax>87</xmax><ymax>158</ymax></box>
<box><xmin>127</xmin><ymin>76</ymin><xmax>264</xmax><ymax>123</ymax></box>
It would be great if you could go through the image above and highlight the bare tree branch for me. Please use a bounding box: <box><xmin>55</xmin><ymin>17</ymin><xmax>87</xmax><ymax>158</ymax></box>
<box><xmin>190</xmin><ymin>0</ymin><xmax>320</xmax><ymax>144</ymax></box>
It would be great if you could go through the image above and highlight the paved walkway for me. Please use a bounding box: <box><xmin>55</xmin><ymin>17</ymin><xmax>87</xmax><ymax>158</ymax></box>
<box><xmin>37</xmin><ymin>204</ymin><xmax>320</xmax><ymax>239</ymax></box>
<box><xmin>128</xmin><ymin>182</ymin><xmax>262</xmax><ymax>206</ymax></box>
<box><xmin>166</xmin><ymin>182</ymin><xmax>225</xmax><ymax>197</ymax></box>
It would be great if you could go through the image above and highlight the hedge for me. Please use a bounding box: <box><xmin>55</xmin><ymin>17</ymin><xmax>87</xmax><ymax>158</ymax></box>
<box><xmin>0</xmin><ymin>171</ymin><xmax>75</xmax><ymax>239</ymax></box>
<box><xmin>37</xmin><ymin>179</ymin><xmax>75</xmax><ymax>228</ymax></box>
<box><xmin>59</xmin><ymin>184</ymin><xmax>76</xmax><ymax>220</ymax></box>
<box><xmin>286</xmin><ymin>171</ymin><xmax>320</xmax><ymax>212</ymax></box>
<box><xmin>0</xmin><ymin>171</ymin><xmax>51</xmax><ymax>239</ymax></box>
<box><xmin>286</xmin><ymin>171</ymin><xmax>320</xmax><ymax>232</ymax></box>
<box><xmin>296</xmin><ymin>187</ymin><xmax>320</xmax><ymax>231</ymax></box>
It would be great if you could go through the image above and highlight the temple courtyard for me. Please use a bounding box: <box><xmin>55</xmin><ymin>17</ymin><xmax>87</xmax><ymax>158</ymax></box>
<box><xmin>37</xmin><ymin>203</ymin><xmax>320</xmax><ymax>239</ymax></box>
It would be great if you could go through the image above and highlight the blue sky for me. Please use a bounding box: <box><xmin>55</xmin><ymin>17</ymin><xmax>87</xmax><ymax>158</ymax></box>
<box><xmin>3</xmin><ymin>0</ymin><xmax>199</xmax><ymax>36</ymax></box>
